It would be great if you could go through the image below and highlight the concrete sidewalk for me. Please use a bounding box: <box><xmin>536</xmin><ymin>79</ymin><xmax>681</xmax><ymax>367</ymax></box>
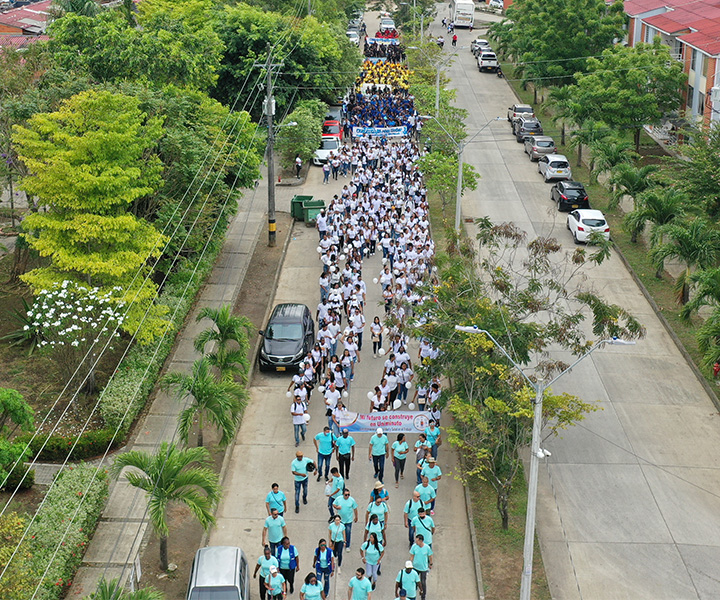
<box><xmin>69</xmin><ymin>182</ymin><xmax>267</xmax><ymax>596</ymax></box>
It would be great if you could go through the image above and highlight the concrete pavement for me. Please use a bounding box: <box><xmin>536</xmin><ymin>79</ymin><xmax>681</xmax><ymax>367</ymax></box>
<box><xmin>209</xmin><ymin>146</ymin><xmax>481</xmax><ymax>599</ymax></box>
<box><xmin>437</xmin><ymin>9</ymin><xmax>720</xmax><ymax>600</ymax></box>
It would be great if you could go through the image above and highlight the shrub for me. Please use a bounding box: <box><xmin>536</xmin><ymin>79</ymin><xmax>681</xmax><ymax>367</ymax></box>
<box><xmin>28</xmin><ymin>463</ymin><xmax>108</xmax><ymax>599</ymax></box>
<box><xmin>0</xmin><ymin>512</ymin><xmax>36</xmax><ymax>599</ymax></box>
<box><xmin>16</xmin><ymin>429</ymin><xmax>122</xmax><ymax>462</ymax></box>
<box><xmin>2</xmin><ymin>462</ymin><xmax>34</xmax><ymax>491</ymax></box>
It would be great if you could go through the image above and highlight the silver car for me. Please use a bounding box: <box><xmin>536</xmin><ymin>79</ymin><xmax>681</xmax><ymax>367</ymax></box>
<box><xmin>524</xmin><ymin>136</ymin><xmax>557</xmax><ymax>161</ymax></box>
<box><xmin>186</xmin><ymin>546</ymin><xmax>251</xmax><ymax>600</ymax></box>
<box><xmin>537</xmin><ymin>153</ymin><xmax>572</xmax><ymax>182</ymax></box>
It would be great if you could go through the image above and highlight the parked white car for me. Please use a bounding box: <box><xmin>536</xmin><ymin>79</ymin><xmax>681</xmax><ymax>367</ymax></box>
<box><xmin>489</xmin><ymin>0</ymin><xmax>503</xmax><ymax>8</ymax></box>
<box><xmin>313</xmin><ymin>136</ymin><xmax>340</xmax><ymax>166</ymax></box>
<box><xmin>537</xmin><ymin>153</ymin><xmax>572</xmax><ymax>182</ymax></box>
<box><xmin>346</xmin><ymin>31</ymin><xmax>359</xmax><ymax>45</ymax></box>
<box><xmin>477</xmin><ymin>51</ymin><xmax>499</xmax><ymax>72</ymax></box>
<box><xmin>567</xmin><ymin>209</ymin><xmax>610</xmax><ymax>244</ymax></box>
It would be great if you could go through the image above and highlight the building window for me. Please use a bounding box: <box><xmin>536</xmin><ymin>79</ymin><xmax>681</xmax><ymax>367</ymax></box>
<box><xmin>688</xmin><ymin>84</ymin><xmax>695</xmax><ymax>109</ymax></box>
<box><xmin>691</xmin><ymin>48</ymin><xmax>698</xmax><ymax>71</ymax></box>
<box><xmin>698</xmin><ymin>92</ymin><xmax>705</xmax><ymax>116</ymax></box>
<box><xmin>673</xmin><ymin>39</ymin><xmax>682</xmax><ymax>60</ymax></box>
<box><xmin>702</xmin><ymin>55</ymin><xmax>708</xmax><ymax>77</ymax></box>
<box><xmin>644</xmin><ymin>26</ymin><xmax>655</xmax><ymax>43</ymax></box>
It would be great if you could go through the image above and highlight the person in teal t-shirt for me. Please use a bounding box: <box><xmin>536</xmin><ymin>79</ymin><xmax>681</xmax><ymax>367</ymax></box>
<box><xmin>333</xmin><ymin>490</ymin><xmax>359</xmax><ymax>549</ymax></box>
<box><xmin>335</xmin><ymin>428</ymin><xmax>356</xmax><ymax>479</ymax></box>
<box><xmin>253</xmin><ymin>546</ymin><xmax>279</xmax><ymax>600</ymax></box>
<box><xmin>365</xmin><ymin>496</ymin><xmax>389</xmax><ymax>526</ymax></box>
<box><xmin>409</xmin><ymin>536</ymin><xmax>433</xmax><ymax>600</ymax></box>
<box><xmin>395</xmin><ymin>562</ymin><xmax>421</xmax><ymax>600</ymax></box>
<box><xmin>263</xmin><ymin>509</ymin><xmax>287</xmax><ymax>555</ymax></box>
<box><xmin>420</xmin><ymin>457</ymin><xmax>442</xmax><ymax>513</ymax></box>
<box><xmin>300</xmin><ymin>572</ymin><xmax>325</xmax><ymax>600</ymax></box>
<box><xmin>410</xmin><ymin>508</ymin><xmax>435</xmax><ymax>546</ymax></box>
<box><xmin>368</xmin><ymin>428</ymin><xmax>389</xmax><ymax>483</ymax></box>
<box><xmin>314</xmin><ymin>426</ymin><xmax>336</xmax><ymax>481</ymax></box>
<box><xmin>348</xmin><ymin>567</ymin><xmax>373</xmax><ymax>599</ymax></box>
<box><xmin>327</xmin><ymin>467</ymin><xmax>345</xmax><ymax>517</ymax></box>
<box><xmin>415</xmin><ymin>477</ymin><xmax>436</xmax><ymax>507</ymax></box>
<box><xmin>360</xmin><ymin>532</ymin><xmax>384</xmax><ymax>587</ymax></box>
<box><xmin>266</xmin><ymin>482</ymin><xmax>287</xmax><ymax>516</ymax></box>
<box><xmin>265</xmin><ymin>566</ymin><xmax>286</xmax><ymax>599</ymax></box>
<box><xmin>391</xmin><ymin>433</ymin><xmax>409</xmax><ymax>487</ymax></box>
<box><xmin>291</xmin><ymin>450</ymin><xmax>314</xmax><ymax>513</ymax></box>
<box><xmin>424</xmin><ymin>421</ymin><xmax>441</xmax><ymax>458</ymax></box>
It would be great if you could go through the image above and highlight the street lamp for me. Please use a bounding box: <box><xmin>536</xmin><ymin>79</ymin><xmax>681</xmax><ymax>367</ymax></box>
<box><xmin>420</xmin><ymin>115</ymin><xmax>502</xmax><ymax>233</ymax></box>
<box><xmin>400</xmin><ymin>0</ymin><xmax>428</xmax><ymax>38</ymax></box>
<box><xmin>454</xmin><ymin>325</ymin><xmax>636</xmax><ymax>600</ymax></box>
<box><xmin>408</xmin><ymin>45</ymin><xmax>465</xmax><ymax>118</ymax></box>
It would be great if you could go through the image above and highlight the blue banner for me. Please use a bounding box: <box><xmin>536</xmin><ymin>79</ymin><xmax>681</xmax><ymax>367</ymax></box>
<box><xmin>353</xmin><ymin>125</ymin><xmax>408</xmax><ymax>137</ymax></box>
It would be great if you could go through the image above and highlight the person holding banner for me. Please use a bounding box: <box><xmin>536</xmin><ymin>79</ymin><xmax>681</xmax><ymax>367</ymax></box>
<box><xmin>368</xmin><ymin>427</ymin><xmax>390</xmax><ymax>483</ymax></box>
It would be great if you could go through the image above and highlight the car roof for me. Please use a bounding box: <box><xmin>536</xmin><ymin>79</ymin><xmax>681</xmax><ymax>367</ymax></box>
<box><xmin>529</xmin><ymin>136</ymin><xmax>554</xmax><ymax>142</ymax></box>
<box><xmin>545</xmin><ymin>154</ymin><xmax>568</xmax><ymax>161</ymax></box>
<box><xmin>270</xmin><ymin>303</ymin><xmax>309</xmax><ymax>323</ymax></box>
<box><xmin>473</xmin><ymin>38</ymin><xmax>489</xmax><ymax>43</ymax></box>
<box><xmin>575</xmin><ymin>209</ymin><xmax>605</xmax><ymax>219</ymax></box>
<box><xmin>193</xmin><ymin>546</ymin><xmax>242</xmax><ymax>588</ymax></box>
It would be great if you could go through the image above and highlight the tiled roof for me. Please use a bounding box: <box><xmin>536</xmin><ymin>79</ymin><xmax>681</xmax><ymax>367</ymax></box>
<box><xmin>0</xmin><ymin>0</ymin><xmax>52</xmax><ymax>34</ymax></box>
<box><xmin>0</xmin><ymin>32</ymin><xmax>48</xmax><ymax>48</ymax></box>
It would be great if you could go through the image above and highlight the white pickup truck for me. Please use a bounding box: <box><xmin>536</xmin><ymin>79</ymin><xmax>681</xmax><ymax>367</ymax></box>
<box><xmin>477</xmin><ymin>51</ymin><xmax>499</xmax><ymax>72</ymax></box>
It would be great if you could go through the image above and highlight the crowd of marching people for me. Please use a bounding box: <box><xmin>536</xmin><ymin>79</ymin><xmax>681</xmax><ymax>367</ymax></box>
<box><xmin>254</xmin><ymin>52</ymin><xmax>454</xmax><ymax>600</ymax></box>
<box><xmin>363</xmin><ymin>39</ymin><xmax>405</xmax><ymax>62</ymax></box>
<box><xmin>356</xmin><ymin>61</ymin><xmax>411</xmax><ymax>91</ymax></box>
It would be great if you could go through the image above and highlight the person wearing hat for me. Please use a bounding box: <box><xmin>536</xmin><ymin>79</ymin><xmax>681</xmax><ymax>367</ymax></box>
<box><xmin>395</xmin><ymin>561</ymin><xmax>421</xmax><ymax>600</ymax></box>
<box><xmin>420</xmin><ymin>457</ymin><xmax>442</xmax><ymax>514</ymax></box>
<box><xmin>336</xmin><ymin>428</ymin><xmax>356</xmax><ymax>479</ymax></box>
<box><xmin>292</xmin><ymin>451</ymin><xmax>314</xmax><ymax>513</ymax></box>
<box><xmin>369</xmin><ymin>481</ymin><xmax>389</xmax><ymax>503</ymax></box>
<box><xmin>265</xmin><ymin>564</ymin><xmax>287</xmax><ymax>600</ymax></box>
<box><xmin>254</xmin><ymin>545</ymin><xmax>279</xmax><ymax>600</ymax></box>
<box><xmin>368</xmin><ymin>427</ymin><xmax>389</xmax><ymax>483</ymax></box>
<box><xmin>409</xmin><ymin>534</ymin><xmax>433</xmax><ymax>600</ymax></box>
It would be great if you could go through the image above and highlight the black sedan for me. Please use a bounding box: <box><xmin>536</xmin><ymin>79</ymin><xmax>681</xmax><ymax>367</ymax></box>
<box><xmin>551</xmin><ymin>181</ymin><xmax>590</xmax><ymax>212</ymax></box>
<box><xmin>258</xmin><ymin>303</ymin><xmax>315</xmax><ymax>372</ymax></box>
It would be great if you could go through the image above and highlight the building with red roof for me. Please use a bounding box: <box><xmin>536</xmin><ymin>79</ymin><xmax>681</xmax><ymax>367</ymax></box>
<box><xmin>624</xmin><ymin>0</ymin><xmax>720</xmax><ymax>125</ymax></box>
<box><xmin>0</xmin><ymin>0</ymin><xmax>52</xmax><ymax>36</ymax></box>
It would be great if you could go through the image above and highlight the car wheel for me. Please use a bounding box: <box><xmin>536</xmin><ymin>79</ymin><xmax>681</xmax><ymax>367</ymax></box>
<box><xmin>573</xmin><ymin>232</ymin><xmax>580</xmax><ymax>244</ymax></box>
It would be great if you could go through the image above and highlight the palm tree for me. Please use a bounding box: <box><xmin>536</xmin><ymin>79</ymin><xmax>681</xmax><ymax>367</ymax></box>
<box><xmin>650</xmin><ymin>218</ymin><xmax>720</xmax><ymax>303</ymax></box>
<box><xmin>608</xmin><ymin>163</ymin><xmax>658</xmax><ymax>210</ymax></box>
<box><xmin>111</xmin><ymin>443</ymin><xmax>221</xmax><ymax>571</ymax></box>
<box><xmin>163</xmin><ymin>357</ymin><xmax>244</xmax><ymax>447</ymax></box>
<box><xmin>588</xmin><ymin>137</ymin><xmax>636</xmax><ymax>184</ymax></box>
<box><xmin>51</xmin><ymin>0</ymin><xmax>100</xmax><ymax>17</ymax></box>
<box><xmin>194</xmin><ymin>304</ymin><xmax>253</xmax><ymax>383</ymax></box>
<box><xmin>546</xmin><ymin>85</ymin><xmax>574</xmax><ymax>146</ymax></box>
<box><xmin>91</xmin><ymin>579</ymin><xmax>164</xmax><ymax>600</ymax></box>
<box><xmin>680</xmin><ymin>267</ymin><xmax>720</xmax><ymax>321</ymax></box>
<box><xmin>623</xmin><ymin>187</ymin><xmax>686</xmax><ymax>244</ymax></box>
<box><xmin>696</xmin><ymin>308</ymin><xmax>720</xmax><ymax>369</ymax></box>
<box><xmin>569</xmin><ymin>119</ymin><xmax>610</xmax><ymax>168</ymax></box>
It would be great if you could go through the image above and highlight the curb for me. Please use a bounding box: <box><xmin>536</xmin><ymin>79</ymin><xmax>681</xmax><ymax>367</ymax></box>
<box><xmin>613</xmin><ymin>242</ymin><xmax>720</xmax><ymax>412</ymax></box>
<box><xmin>463</xmin><ymin>477</ymin><xmax>487</xmax><ymax>600</ymax></box>
<box><xmin>200</xmin><ymin>214</ymin><xmax>295</xmax><ymax>548</ymax></box>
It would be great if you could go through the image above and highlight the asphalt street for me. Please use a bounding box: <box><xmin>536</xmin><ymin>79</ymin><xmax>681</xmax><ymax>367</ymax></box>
<box><xmin>435</xmin><ymin>8</ymin><xmax>720</xmax><ymax>600</ymax></box>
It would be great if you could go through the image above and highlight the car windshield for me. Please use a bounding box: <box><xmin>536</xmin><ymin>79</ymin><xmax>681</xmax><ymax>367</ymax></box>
<box><xmin>581</xmin><ymin>218</ymin><xmax>606</xmax><ymax>228</ymax></box>
<box><xmin>563</xmin><ymin>188</ymin><xmax>585</xmax><ymax>198</ymax></box>
<box><xmin>536</xmin><ymin>140</ymin><xmax>554</xmax><ymax>147</ymax></box>
<box><xmin>524</xmin><ymin>123</ymin><xmax>541</xmax><ymax>130</ymax></box>
<box><xmin>550</xmin><ymin>161</ymin><xmax>569</xmax><ymax>168</ymax></box>
<box><xmin>266</xmin><ymin>323</ymin><xmax>304</xmax><ymax>341</ymax></box>
<box><xmin>482</xmin><ymin>53</ymin><xmax>496</xmax><ymax>59</ymax></box>
<box><xmin>517</xmin><ymin>107</ymin><xmax>533</xmax><ymax>113</ymax></box>
<box><xmin>321</xmin><ymin>139</ymin><xmax>339</xmax><ymax>151</ymax></box>
<box><xmin>323</xmin><ymin>124</ymin><xmax>340</xmax><ymax>135</ymax></box>
<box><xmin>189</xmin><ymin>588</ymin><xmax>239</xmax><ymax>600</ymax></box>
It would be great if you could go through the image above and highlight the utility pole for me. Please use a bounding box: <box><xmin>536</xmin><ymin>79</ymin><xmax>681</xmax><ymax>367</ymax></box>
<box><xmin>255</xmin><ymin>44</ymin><xmax>283</xmax><ymax>247</ymax></box>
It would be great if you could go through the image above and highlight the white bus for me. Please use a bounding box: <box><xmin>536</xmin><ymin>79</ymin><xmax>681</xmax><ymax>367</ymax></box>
<box><xmin>451</xmin><ymin>0</ymin><xmax>475</xmax><ymax>28</ymax></box>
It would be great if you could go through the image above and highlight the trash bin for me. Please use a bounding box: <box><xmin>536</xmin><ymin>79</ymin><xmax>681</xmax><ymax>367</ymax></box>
<box><xmin>291</xmin><ymin>195</ymin><xmax>312</xmax><ymax>221</ymax></box>
<box><xmin>302</xmin><ymin>199</ymin><xmax>325</xmax><ymax>226</ymax></box>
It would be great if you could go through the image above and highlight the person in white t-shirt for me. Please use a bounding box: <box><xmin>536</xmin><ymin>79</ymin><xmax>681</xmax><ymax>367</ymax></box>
<box><xmin>290</xmin><ymin>396</ymin><xmax>308</xmax><ymax>447</ymax></box>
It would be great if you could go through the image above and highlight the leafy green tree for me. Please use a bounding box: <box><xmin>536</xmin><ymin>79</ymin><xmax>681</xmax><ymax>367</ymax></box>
<box><xmin>51</xmin><ymin>0</ymin><xmax>100</xmax><ymax>17</ymax></box>
<box><xmin>663</xmin><ymin>123</ymin><xmax>720</xmax><ymax>217</ymax></box>
<box><xmin>608</xmin><ymin>163</ymin><xmax>658</xmax><ymax>210</ymax></box>
<box><xmin>48</xmin><ymin>11</ymin><xmax>222</xmax><ymax>91</ymax></box>
<box><xmin>490</xmin><ymin>0</ymin><xmax>625</xmax><ymax>86</ymax></box>
<box><xmin>568</xmin><ymin>119</ymin><xmax>610</xmax><ymax>167</ymax></box>
<box><xmin>0</xmin><ymin>512</ymin><xmax>36</xmax><ymax>599</ymax></box>
<box><xmin>112</xmin><ymin>443</ymin><xmax>221</xmax><ymax>571</ymax></box>
<box><xmin>91</xmin><ymin>579</ymin><xmax>164</xmax><ymax>600</ymax></box>
<box><xmin>13</xmin><ymin>90</ymin><xmax>169</xmax><ymax>343</ymax></box>
<box><xmin>624</xmin><ymin>187</ymin><xmax>686</xmax><ymax>245</ymax></box>
<box><xmin>589</xmin><ymin>136</ymin><xmax>636</xmax><ymax>184</ymax></box>
<box><xmin>194</xmin><ymin>305</ymin><xmax>253</xmax><ymax>383</ymax></box>
<box><xmin>275</xmin><ymin>105</ymin><xmax>323</xmax><ymax>169</ymax></box>
<box><xmin>163</xmin><ymin>357</ymin><xmax>243</xmax><ymax>447</ymax></box>
<box><xmin>651</xmin><ymin>218</ymin><xmax>720</xmax><ymax>303</ymax></box>
<box><xmin>566</xmin><ymin>39</ymin><xmax>686</xmax><ymax>151</ymax></box>
<box><xmin>545</xmin><ymin>85</ymin><xmax>574</xmax><ymax>145</ymax></box>
<box><xmin>213</xmin><ymin>5</ymin><xmax>359</xmax><ymax>116</ymax></box>
<box><xmin>415</xmin><ymin>152</ymin><xmax>478</xmax><ymax>224</ymax></box>
<box><xmin>0</xmin><ymin>388</ymin><xmax>34</xmax><ymax>435</ymax></box>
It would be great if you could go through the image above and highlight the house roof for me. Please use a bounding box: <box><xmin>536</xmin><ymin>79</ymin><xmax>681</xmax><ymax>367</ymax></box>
<box><xmin>624</xmin><ymin>0</ymin><xmax>697</xmax><ymax>17</ymax></box>
<box><xmin>0</xmin><ymin>32</ymin><xmax>47</xmax><ymax>48</ymax></box>
<box><xmin>681</xmin><ymin>19</ymin><xmax>720</xmax><ymax>56</ymax></box>
<box><xmin>0</xmin><ymin>0</ymin><xmax>52</xmax><ymax>34</ymax></box>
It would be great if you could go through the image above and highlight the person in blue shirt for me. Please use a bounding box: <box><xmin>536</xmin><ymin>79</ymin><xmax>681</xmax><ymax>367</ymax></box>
<box><xmin>300</xmin><ymin>571</ymin><xmax>326</xmax><ymax>600</ymax></box>
<box><xmin>419</xmin><ymin>457</ymin><xmax>442</xmax><ymax>513</ymax></box>
<box><xmin>253</xmin><ymin>546</ymin><xmax>279</xmax><ymax>600</ymax></box>
<box><xmin>336</xmin><ymin>428</ymin><xmax>356</xmax><ymax>479</ymax></box>
<box><xmin>333</xmin><ymin>489</ymin><xmax>359</xmax><ymax>549</ymax></box>
<box><xmin>410</xmin><ymin>508</ymin><xmax>435</xmax><ymax>547</ymax></box>
<box><xmin>262</xmin><ymin>508</ymin><xmax>288</xmax><ymax>555</ymax></box>
<box><xmin>276</xmin><ymin>536</ymin><xmax>300</xmax><ymax>594</ymax></box>
<box><xmin>292</xmin><ymin>450</ymin><xmax>314</xmax><ymax>514</ymax></box>
<box><xmin>403</xmin><ymin>490</ymin><xmax>425</xmax><ymax>548</ymax></box>
<box><xmin>348</xmin><ymin>566</ymin><xmax>374</xmax><ymax>600</ymax></box>
<box><xmin>266</xmin><ymin>482</ymin><xmax>287</xmax><ymax>516</ymax></box>
<box><xmin>327</xmin><ymin>467</ymin><xmax>345</xmax><ymax>517</ymax></box>
<box><xmin>328</xmin><ymin>514</ymin><xmax>347</xmax><ymax>567</ymax></box>
<box><xmin>395</xmin><ymin>561</ymin><xmax>422</xmax><ymax>600</ymax></box>
<box><xmin>391</xmin><ymin>433</ymin><xmax>409</xmax><ymax>488</ymax></box>
<box><xmin>312</xmin><ymin>538</ymin><xmax>334</xmax><ymax>596</ymax></box>
<box><xmin>368</xmin><ymin>427</ymin><xmax>389</xmax><ymax>483</ymax></box>
<box><xmin>423</xmin><ymin>420</ymin><xmax>441</xmax><ymax>459</ymax></box>
<box><xmin>314</xmin><ymin>426</ymin><xmax>337</xmax><ymax>481</ymax></box>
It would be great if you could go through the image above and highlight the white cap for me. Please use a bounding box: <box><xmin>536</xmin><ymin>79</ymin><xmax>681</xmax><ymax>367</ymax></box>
<box><xmin>376</xmin><ymin>428</ymin><xmax>383</xmax><ymax>434</ymax></box>
<box><xmin>405</xmin><ymin>560</ymin><xmax>413</xmax><ymax>569</ymax></box>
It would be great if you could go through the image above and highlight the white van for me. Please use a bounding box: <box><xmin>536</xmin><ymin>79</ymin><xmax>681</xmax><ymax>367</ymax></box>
<box><xmin>186</xmin><ymin>546</ymin><xmax>250</xmax><ymax>600</ymax></box>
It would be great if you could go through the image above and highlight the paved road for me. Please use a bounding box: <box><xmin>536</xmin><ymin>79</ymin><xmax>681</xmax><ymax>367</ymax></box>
<box><xmin>210</xmin><ymin>155</ymin><xmax>480</xmax><ymax>599</ymax></box>
<box><xmin>435</xmin><ymin>9</ymin><xmax>720</xmax><ymax>600</ymax></box>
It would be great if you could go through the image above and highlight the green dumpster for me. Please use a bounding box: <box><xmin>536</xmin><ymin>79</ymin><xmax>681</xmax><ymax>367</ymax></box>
<box><xmin>291</xmin><ymin>195</ymin><xmax>312</xmax><ymax>221</ymax></box>
<box><xmin>302</xmin><ymin>199</ymin><xmax>325</xmax><ymax>226</ymax></box>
